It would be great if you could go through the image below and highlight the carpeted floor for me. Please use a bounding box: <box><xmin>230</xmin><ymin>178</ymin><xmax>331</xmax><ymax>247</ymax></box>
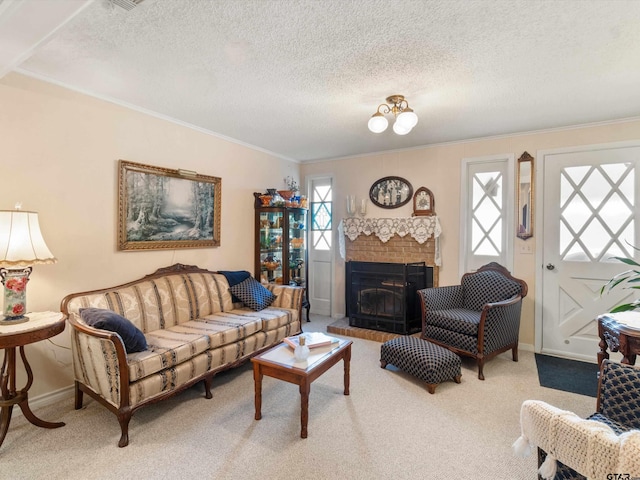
<box><xmin>535</xmin><ymin>353</ymin><xmax>600</xmax><ymax>397</ymax></box>
<box><xmin>4</xmin><ymin>316</ymin><xmax>595</xmax><ymax>480</ymax></box>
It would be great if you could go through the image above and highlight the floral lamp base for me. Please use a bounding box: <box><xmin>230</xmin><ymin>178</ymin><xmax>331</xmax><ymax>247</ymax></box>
<box><xmin>0</xmin><ymin>267</ymin><xmax>31</xmax><ymax>324</ymax></box>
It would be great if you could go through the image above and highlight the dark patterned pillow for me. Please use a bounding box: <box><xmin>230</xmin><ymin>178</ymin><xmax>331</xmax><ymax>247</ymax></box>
<box><xmin>229</xmin><ymin>277</ymin><xmax>277</xmax><ymax>311</ymax></box>
<box><xmin>79</xmin><ymin>308</ymin><xmax>147</xmax><ymax>353</ymax></box>
<box><xmin>218</xmin><ymin>270</ymin><xmax>251</xmax><ymax>303</ymax></box>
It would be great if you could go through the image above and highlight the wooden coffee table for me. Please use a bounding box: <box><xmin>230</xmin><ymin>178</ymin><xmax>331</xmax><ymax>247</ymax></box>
<box><xmin>251</xmin><ymin>337</ymin><xmax>352</xmax><ymax>438</ymax></box>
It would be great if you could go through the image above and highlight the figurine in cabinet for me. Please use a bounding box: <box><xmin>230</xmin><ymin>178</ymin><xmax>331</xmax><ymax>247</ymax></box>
<box><xmin>254</xmin><ymin>192</ymin><xmax>310</xmax><ymax>321</ymax></box>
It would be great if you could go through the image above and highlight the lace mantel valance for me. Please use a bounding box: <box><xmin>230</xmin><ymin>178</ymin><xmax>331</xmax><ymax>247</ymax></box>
<box><xmin>341</xmin><ymin>216</ymin><xmax>441</xmax><ymax>243</ymax></box>
<box><xmin>338</xmin><ymin>216</ymin><xmax>442</xmax><ymax>265</ymax></box>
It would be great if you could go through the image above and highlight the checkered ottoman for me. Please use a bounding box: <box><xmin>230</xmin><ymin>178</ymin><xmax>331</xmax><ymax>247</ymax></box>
<box><xmin>380</xmin><ymin>336</ymin><xmax>462</xmax><ymax>394</ymax></box>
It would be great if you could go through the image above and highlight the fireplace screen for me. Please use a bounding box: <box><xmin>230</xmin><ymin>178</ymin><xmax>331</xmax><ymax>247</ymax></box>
<box><xmin>346</xmin><ymin>261</ymin><xmax>433</xmax><ymax>334</ymax></box>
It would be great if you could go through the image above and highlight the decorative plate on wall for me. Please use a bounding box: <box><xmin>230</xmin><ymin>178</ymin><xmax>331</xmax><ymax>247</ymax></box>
<box><xmin>369</xmin><ymin>176</ymin><xmax>413</xmax><ymax>209</ymax></box>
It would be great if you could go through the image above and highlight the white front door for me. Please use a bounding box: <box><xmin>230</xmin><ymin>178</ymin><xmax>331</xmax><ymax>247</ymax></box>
<box><xmin>540</xmin><ymin>143</ymin><xmax>640</xmax><ymax>361</ymax></box>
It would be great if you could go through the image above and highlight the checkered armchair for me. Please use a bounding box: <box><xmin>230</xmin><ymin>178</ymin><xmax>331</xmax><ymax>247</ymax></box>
<box><xmin>418</xmin><ymin>262</ymin><xmax>527</xmax><ymax>380</ymax></box>
<box><xmin>515</xmin><ymin>360</ymin><xmax>640</xmax><ymax>479</ymax></box>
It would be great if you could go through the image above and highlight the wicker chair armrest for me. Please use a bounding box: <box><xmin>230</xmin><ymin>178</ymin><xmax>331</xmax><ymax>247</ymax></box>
<box><xmin>514</xmin><ymin>400</ymin><xmax>628</xmax><ymax>479</ymax></box>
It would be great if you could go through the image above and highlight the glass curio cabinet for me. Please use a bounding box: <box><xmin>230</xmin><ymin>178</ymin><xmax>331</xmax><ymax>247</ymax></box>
<box><xmin>254</xmin><ymin>192</ymin><xmax>310</xmax><ymax>320</ymax></box>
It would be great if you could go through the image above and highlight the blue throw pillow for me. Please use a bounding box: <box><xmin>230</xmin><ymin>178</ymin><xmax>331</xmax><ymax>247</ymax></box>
<box><xmin>79</xmin><ymin>308</ymin><xmax>148</xmax><ymax>353</ymax></box>
<box><xmin>218</xmin><ymin>270</ymin><xmax>252</xmax><ymax>303</ymax></box>
<box><xmin>228</xmin><ymin>277</ymin><xmax>277</xmax><ymax>311</ymax></box>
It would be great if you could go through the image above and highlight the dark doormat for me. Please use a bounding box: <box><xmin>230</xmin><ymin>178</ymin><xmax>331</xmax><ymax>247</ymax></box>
<box><xmin>535</xmin><ymin>353</ymin><xmax>599</xmax><ymax>398</ymax></box>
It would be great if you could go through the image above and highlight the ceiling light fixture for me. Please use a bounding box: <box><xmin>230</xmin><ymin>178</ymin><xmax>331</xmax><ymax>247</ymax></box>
<box><xmin>367</xmin><ymin>95</ymin><xmax>418</xmax><ymax>135</ymax></box>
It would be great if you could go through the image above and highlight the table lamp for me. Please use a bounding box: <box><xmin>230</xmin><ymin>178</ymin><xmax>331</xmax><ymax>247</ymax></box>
<box><xmin>0</xmin><ymin>206</ymin><xmax>57</xmax><ymax>324</ymax></box>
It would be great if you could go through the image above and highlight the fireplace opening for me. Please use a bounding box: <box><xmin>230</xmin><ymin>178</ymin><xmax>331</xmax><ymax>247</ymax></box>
<box><xmin>346</xmin><ymin>261</ymin><xmax>433</xmax><ymax>334</ymax></box>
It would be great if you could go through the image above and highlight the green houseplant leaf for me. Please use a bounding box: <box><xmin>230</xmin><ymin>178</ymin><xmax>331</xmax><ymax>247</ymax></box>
<box><xmin>600</xmin><ymin>248</ymin><xmax>640</xmax><ymax>312</ymax></box>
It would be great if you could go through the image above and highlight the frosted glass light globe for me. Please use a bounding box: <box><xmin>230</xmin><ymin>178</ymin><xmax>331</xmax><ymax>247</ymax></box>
<box><xmin>368</xmin><ymin>114</ymin><xmax>388</xmax><ymax>133</ymax></box>
<box><xmin>396</xmin><ymin>110</ymin><xmax>418</xmax><ymax>129</ymax></box>
<box><xmin>393</xmin><ymin>121</ymin><xmax>411</xmax><ymax>135</ymax></box>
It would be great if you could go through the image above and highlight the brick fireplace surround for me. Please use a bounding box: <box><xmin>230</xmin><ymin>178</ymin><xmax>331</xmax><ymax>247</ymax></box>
<box><xmin>328</xmin><ymin>217</ymin><xmax>440</xmax><ymax>342</ymax></box>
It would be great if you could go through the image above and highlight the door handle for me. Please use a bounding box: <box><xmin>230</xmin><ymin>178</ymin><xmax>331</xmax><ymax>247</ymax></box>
<box><xmin>546</xmin><ymin>263</ymin><xmax>555</xmax><ymax>271</ymax></box>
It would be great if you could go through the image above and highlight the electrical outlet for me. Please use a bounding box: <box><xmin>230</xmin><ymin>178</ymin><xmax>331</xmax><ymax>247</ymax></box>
<box><xmin>519</xmin><ymin>243</ymin><xmax>533</xmax><ymax>254</ymax></box>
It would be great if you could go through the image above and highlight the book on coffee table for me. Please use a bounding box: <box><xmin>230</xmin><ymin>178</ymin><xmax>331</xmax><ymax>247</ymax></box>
<box><xmin>283</xmin><ymin>332</ymin><xmax>340</xmax><ymax>350</ymax></box>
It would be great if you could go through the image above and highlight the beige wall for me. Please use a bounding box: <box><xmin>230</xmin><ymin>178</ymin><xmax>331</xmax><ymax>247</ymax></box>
<box><xmin>5</xmin><ymin>70</ymin><xmax>640</xmax><ymax>402</ymax></box>
<box><xmin>0</xmin><ymin>73</ymin><xmax>300</xmax><ymax>399</ymax></box>
<box><xmin>301</xmin><ymin>118</ymin><xmax>640</xmax><ymax>349</ymax></box>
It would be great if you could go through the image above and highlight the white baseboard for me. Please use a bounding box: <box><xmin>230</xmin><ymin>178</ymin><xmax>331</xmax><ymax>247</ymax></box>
<box><xmin>12</xmin><ymin>385</ymin><xmax>74</xmax><ymax>419</ymax></box>
<box><xmin>519</xmin><ymin>342</ymin><xmax>534</xmax><ymax>352</ymax></box>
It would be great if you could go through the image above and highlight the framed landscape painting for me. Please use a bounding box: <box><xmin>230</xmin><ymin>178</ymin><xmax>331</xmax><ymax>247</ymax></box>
<box><xmin>118</xmin><ymin>160</ymin><xmax>221</xmax><ymax>251</ymax></box>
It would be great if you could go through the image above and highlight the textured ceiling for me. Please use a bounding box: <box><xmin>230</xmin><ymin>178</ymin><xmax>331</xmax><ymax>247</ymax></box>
<box><xmin>6</xmin><ymin>0</ymin><xmax>640</xmax><ymax>162</ymax></box>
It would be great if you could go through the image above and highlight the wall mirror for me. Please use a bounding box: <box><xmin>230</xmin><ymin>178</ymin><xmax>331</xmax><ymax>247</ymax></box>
<box><xmin>517</xmin><ymin>151</ymin><xmax>534</xmax><ymax>240</ymax></box>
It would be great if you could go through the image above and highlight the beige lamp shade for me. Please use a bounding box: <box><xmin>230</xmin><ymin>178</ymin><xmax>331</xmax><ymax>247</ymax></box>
<box><xmin>0</xmin><ymin>210</ymin><xmax>57</xmax><ymax>267</ymax></box>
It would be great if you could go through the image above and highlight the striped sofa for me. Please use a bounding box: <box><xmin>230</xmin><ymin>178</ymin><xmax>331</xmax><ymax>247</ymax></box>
<box><xmin>61</xmin><ymin>264</ymin><xmax>303</xmax><ymax>447</ymax></box>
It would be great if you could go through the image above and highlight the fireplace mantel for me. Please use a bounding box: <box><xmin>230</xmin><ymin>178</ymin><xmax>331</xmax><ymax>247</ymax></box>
<box><xmin>341</xmin><ymin>216</ymin><xmax>441</xmax><ymax>243</ymax></box>
<box><xmin>338</xmin><ymin>216</ymin><xmax>442</xmax><ymax>265</ymax></box>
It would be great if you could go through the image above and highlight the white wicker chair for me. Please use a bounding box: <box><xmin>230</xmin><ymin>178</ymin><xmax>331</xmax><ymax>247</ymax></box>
<box><xmin>514</xmin><ymin>359</ymin><xmax>640</xmax><ymax>479</ymax></box>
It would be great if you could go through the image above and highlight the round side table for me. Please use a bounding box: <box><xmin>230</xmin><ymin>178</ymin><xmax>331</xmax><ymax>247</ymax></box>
<box><xmin>0</xmin><ymin>311</ymin><xmax>66</xmax><ymax>449</ymax></box>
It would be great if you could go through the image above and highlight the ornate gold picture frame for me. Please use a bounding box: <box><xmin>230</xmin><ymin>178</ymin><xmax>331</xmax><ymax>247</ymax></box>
<box><xmin>516</xmin><ymin>152</ymin><xmax>534</xmax><ymax>240</ymax></box>
<box><xmin>118</xmin><ymin>160</ymin><xmax>221</xmax><ymax>251</ymax></box>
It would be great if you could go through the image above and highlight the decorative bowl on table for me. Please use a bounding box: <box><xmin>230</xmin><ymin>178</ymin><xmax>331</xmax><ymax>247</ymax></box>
<box><xmin>277</xmin><ymin>190</ymin><xmax>294</xmax><ymax>200</ymax></box>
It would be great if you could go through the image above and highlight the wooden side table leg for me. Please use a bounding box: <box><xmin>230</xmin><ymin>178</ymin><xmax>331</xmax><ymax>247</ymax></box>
<box><xmin>622</xmin><ymin>353</ymin><xmax>637</xmax><ymax>365</ymax></box>
<box><xmin>18</xmin><ymin>399</ymin><xmax>64</xmax><ymax>429</ymax></box>
<box><xmin>0</xmin><ymin>349</ymin><xmax>9</xmax><ymax>400</ymax></box>
<box><xmin>299</xmin><ymin>380</ymin><xmax>310</xmax><ymax>438</ymax></box>
<box><xmin>343</xmin><ymin>346</ymin><xmax>351</xmax><ymax>396</ymax></box>
<box><xmin>253</xmin><ymin>363</ymin><xmax>262</xmax><ymax>421</ymax></box>
<box><xmin>598</xmin><ymin>331</ymin><xmax>610</xmax><ymax>367</ymax></box>
<box><xmin>16</xmin><ymin>347</ymin><xmax>64</xmax><ymax>428</ymax></box>
<box><xmin>0</xmin><ymin>348</ymin><xmax>15</xmax><ymax>448</ymax></box>
<box><xmin>0</xmin><ymin>404</ymin><xmax>13</xmax><ymax>448</ymax></box>
<box><xmin>620</xmin><ymin>335</ymin><xmax>633</xmax><ymax>365</ymax></box>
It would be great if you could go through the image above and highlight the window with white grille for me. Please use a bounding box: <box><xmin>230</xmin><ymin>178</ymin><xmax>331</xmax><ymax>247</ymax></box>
<box><xmin>460</xmin><ymin>155</ymin><xmax>514</xmax><ymax>274</ymax></box>
<box><xmin>311</xmin><ymin>183</ymin><xmax>332</xmax><ymax>250</ymax></box>
<box><xmin>560</xmin><ymin>163</ymin><xmax>635</xmax><ymax>262</ymax></box>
